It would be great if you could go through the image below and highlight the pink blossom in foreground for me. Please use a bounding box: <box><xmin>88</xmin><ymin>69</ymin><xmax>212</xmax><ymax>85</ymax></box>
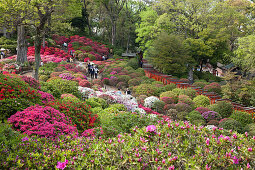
<box><xmin>146</xmin><ymin>125</ymin><xmax>157</xmax><ymax>132</ymax></box>
<box><xmin>56</xmin><ymin>159</ymin><xmax>68</xmax><ymax>170</ymax></box>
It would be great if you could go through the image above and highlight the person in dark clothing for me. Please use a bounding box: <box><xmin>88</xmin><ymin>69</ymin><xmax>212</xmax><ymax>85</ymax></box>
<box><xmin>90</xmin><ymin>65</ymin><xmax>95</xmax><ymax>79</ymax></box>
<box><xmin>87</xmin><ymin>63</ymin><xmax>91</xmax><ymax>76</ymax></box>
<box><xmin>125</xmin><ymin>88</ymin><xmax>131</xmax><ymax>95</ymax></box>
<box><xmin>94</xmin><ymin>67</ymin><xmax>99</xmax><ymax>79</ymax></box>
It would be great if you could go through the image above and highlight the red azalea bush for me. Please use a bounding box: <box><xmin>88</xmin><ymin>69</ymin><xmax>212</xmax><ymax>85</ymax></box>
<box><xmin>195</xmin><ymin>107</ymin><xmax>211</xmax><ymax>114</ymax></box>
<box><xmin>21</xmin><ymin>76</ymin><xmax>40</xmax><ymax>90</ymax></box>
<box><xmin>79</xmin><ymin>80</ymin><xmax>92</xmax><ymax>88</ymax></box>
<box><xmin>8</xmin><ymin>105</ymin><xmax>77</xmax><ymax>137</ymax></box>
<box><xmin>178</xmin><ymin>95</ymin><xmax>195</xmax><ymax>106</ymax></box>
<box><xmin>48</xmin><ymin>100</ymin><xmax>99</xmax><ymax>133</ymax></box>
<box><xmin>38</xmin><ymin>90</ymin><xmax>55</xmax><ymax>104</ymax></box>
<box><xmin>50</xmin><ymin>72</ymin><xmax>62</xmax><ymax>77</ymax></box>
<box><xmin>204</xmin><ymin>82</ymin><xmax>222</xmax><ymax>95</ymax></box>
<box><xmin>0</xmin><ymin>74</ymin><xmax>41</xmax><ymax>104</ymax></box>
<box><xmin>161</xmin><ymin>97</ymin><xmax>175</xmax><ymax>104</ymax></box>
<box><xmin>92</xmin><ymin>79</ymin><xmax>103</xmax><ymax>87</ymax></box>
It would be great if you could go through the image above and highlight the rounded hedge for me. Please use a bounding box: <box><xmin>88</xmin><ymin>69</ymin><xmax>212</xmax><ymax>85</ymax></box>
<box><xmin>186</xmin><ymin>110</ymin><xmax>206</xmax><ymax>125</ymax></box>
<box><xmin>230</xmin><ymin>111</ymin><xmax>253</xmax><ymax>126</ymax></box>
<box><xmin>209</xmin><ymin>101</ymin><xmax>233</xmax><ymax>118</ymax></box>
<box><xmin>193</xmin><ymin>95</ymin><xmax>210</xmax><ymax>108</ymax></box>
<box><xmin>160</xmin><ymin>91</ymin><xmax>178</xmax><ymax>102</ymax></box>
<box><xmin>218</xmin><ymin>118</ymin><xmax>244</xmax><ymax>133</ymax></box>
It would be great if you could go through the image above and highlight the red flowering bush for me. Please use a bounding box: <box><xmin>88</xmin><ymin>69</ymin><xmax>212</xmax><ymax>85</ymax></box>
<box><xmin>195</xmin><ymin>107</ymin><xmax>211</xmax><ymax>114</ymax></box>
<box><xmin>21</xmin><ymin>76</ymin><xmax>40</xmax><ymax>90</ymax></box>
<box><xmin>48</xmin><ymin>100</ymin><xmax>99</xmax><ymax>133</ymax></box>
<box><xmin>79</xmin><ymin>80</ymin><xmax>92</xmax><ymax>88</ymax></box>
<box><xmin>50</xmin><ymin>72</ymin><xmax>62</xmax><ymax>77</ymax></box>
<box><xmin>204</xmin><ymin>82</ymin><xmax>222</xmax><ymax>95</ymax></box>
<box><xmin>178</xmin><ymin>95</ymin><xmax>195</xmax><ymax>106</ymax></box>
<box><xmin>92</xmin><ymin>79</ymin><xmax>103</xmax><ymax>87</ymax></box>
<box><xmin>161</xmin><ymin>97</ymin><xmax>175</xmax><ymax>104</ymax></box>
<box><xmin>164</xmin><ymin>104</ymin><xmax>176</xmax><ymax>111</ymax></box>
<box><xmin>0</xmin><ymin>74</ymin><xmax>41</xmax><ymax>104</ymax></box>
<box><xmin>8</xmin><ymin>105</ymin><xmax>77</xmax><ymax>137</ymax></box>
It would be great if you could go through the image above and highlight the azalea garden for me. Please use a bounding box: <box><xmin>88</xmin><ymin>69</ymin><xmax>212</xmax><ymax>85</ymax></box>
<box><xmin>0</xmin><ymin>0</ymin><xmax>255</xmax><ymax>169</ymax></box>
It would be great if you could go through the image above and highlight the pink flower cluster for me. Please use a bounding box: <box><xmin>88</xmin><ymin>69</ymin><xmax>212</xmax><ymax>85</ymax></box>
<box><xmin>8</xmin><ymin>105</ymin><xmax>77</xmax><ymax>138</ymax></box>
<box><xmin>56</xmin><ymin>159</ymin><xmax>68</xmax><ymax>170</ymax></box>
<box><xmin>59</xmin><ymin>73</ymin><xmax>75</xmax><ymax>80</ymax></box>
<box><xmin>146</xmin><ymin>125</ymin><xmax>157</xmax><ymax>132</ymax></box>
<box><xmin>38</xmin><ymin>91</ymin><xmax>55</xmax><ymax>104</ymax></box>
<box><xmin>138</xmin><ymin>104</ymin><xmax>160</xmax><ymax>115</ymax></box>
<box><xmin>21</xmin><ymin>76</ymin><xmax>40</xmax><ymax>89</ymax></box>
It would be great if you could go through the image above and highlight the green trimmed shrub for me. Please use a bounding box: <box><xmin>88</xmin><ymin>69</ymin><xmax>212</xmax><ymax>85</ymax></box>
<box><xmin>193</xmin><ymin>95</ymin><xmax>210</xmax><ymax>108</ymax></box>
<box><xmin>86</xmin><ymin>97</ymin><xmax>107</xmax><ymax>109</ymax></box>
<box><xmin>47</xmin><ymin>79</ymin><xmax>80</xmax><ymax>98</ymax></box>
<box><xmin>172</xmin><ymin>88</ymin><xmax>182</xmax><ymax>96</ymax></box>
<box><xmin>151</xmin><ymin>100</ymin><xmax>165</xmax><ymax>114</ymax></box>
<box><xmin>128</xmin><ymin>79</ymin><xmax>141</xmax><ymax>87</ymax></box>
<box><xmin>40</xmin><ymin>82</ymin><xmax>62</xmax><ymax>98</ymax></box>
<box><xmin>166</xmin><ymin>109</ymin><xmax>178</xmax><ymax>120</ymax></box>
<box><xmin>91</xmin><ymin>107</ymin><xmax>104</xmax><ymax>114</ymax></box>
<box><xmin>230</xmin><ymin>111</ymin><xmax>253</xmax><ymax>126</ymax></box>
<box><xmin>39</xmin><ymin>75</ymin><xmax>49</xmax><ymax>82</ymax></box>
<box><xmin>218</xmin><ymin>118</ymin><xmax>244</xmax><ymax>133</ymax></box>
<box><xmin>244</xmin><ymin>123</ymin><xmax>255</xmax><ymax>136</ymax></box>
<box><xmin>109</xmin><ymin>104</ymin><xmax>127</xmax><ymax>111</ymax></box>
<box><xmin>164</xmin><ymin>84</ymin><xmax>176</xmax><ymax>91</ymax></box>
<box><xmin>133</xmin><ymin>84</ymin><xmax>159</xmax><ymax>97</ymax></box>
<box><xmin>186</xmin><ymin>110</ymin><xmax>206</xmax><ymax>125</ymax></box>
<box><xmin>175</xmin><ymin>103</ymin><xmax>192</xmax><ymax>113</ymax></box>
<box><xmin>208</xmin><ymin>101</ymin><xmax>233</xmax><ymax>118</ymax></box>
<box><xmin>118</xmin><ymin>75</ymin><xmax>131</xmax><ymax>84</ymax></box>
<box><xmin>179</xmin><ymin>88</ymin><xmax>197</xmax><ymax>99</ymax></box>
<box><xmin>127</xmin><ymin>58</ymin><xmax>139</xmax><ymax>69</ymax></box>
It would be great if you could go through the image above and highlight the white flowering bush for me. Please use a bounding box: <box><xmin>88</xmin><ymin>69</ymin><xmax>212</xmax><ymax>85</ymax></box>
<box><xmin>144</xmin><ymin>96</ymin><xmax>160</xmax><ymax>108</ymax></box>
<box><xmin>78</xmin><ymin>86</ymin><xmax>96</xmax><ymax>99</ymax></box>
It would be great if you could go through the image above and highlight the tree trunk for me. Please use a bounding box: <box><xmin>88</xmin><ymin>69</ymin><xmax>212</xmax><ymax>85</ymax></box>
<box><xmin>188</xmin><ymin>67</ymin><xmax>194</xmax><ymax>84</ymax></box>
<box><xmin>34</xmin><ymin>31</ymin><xmax>42</xmax><ymax>80</ymax></box>
<box><xmin>42</xmin><ymin>33</ymin><xmax>46</xmax><ymax>48</ymax></box>
<box><xmin>111</xmin><ymin>21</ymin><xmax>116</xmax><ymax>46</ymax></box>
<box><xmin>126</xmin><ymin>30</ymin><xmax>130</xmax><ymax>53</ymax></box>
<box><xmin>17</xmin><ymin>25</ymin><xmax>27</xmax><ymax>64</ymax></box>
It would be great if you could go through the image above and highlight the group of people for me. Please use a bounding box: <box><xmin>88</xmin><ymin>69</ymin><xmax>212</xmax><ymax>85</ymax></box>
<box><xmin>116</xmin><ymin>88</ymin><xmax>131</xmax><ymax>95</ymax></box>
<box><xmin>87</xmin><ymin>63</ymin><xmax>99</xmax><ymax>79</ymax></box>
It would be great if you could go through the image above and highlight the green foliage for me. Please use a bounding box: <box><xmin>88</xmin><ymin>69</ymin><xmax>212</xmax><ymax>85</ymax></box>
<box><xmin>39</xmin><ymin>62</ymin><xmax>59</xmax><ymax>76</ymax></box>
<box><xmin>193</xmin><ymin>95</ymin><xmax>210</xmax><ymax>108</ymax></box>
<box><xmin>219</xmin><ymin>118</ymin><xmax>244</xmax><ymax>133</ymax></box>
<box><xmin>164</xmin><ymin>84</ymin><xmax>176</xmax><ymax>91</ymax></box>
<box><xmin>244</xmin><ymin>123</ymin><xmax>255</xmax><ymax>136</ymax></box>
<box><xmin>209</xmin><ymin>101</ymin><xmax>233</xmax><ymax>118</ymax></box>
<box><xmin>186</xmin><ymin>110</ymin><xmax>206</xmax><ymax>125</ymax></box>
<box><xmin>47</xmin><ymin>79</ymin><xmax>80</xmax><ymax>98</ymax></box>
<box><xmin>118</xmin><ymin>75</ymin><xmax>131</xmax><ymax>84</ymax></box>
<box><xmin>147</xmin><ymin>32</ymin><xmax>192</xmax><ymax>77</ymax></box>
<box><xmin>127</xmin><ymin>58</ymin><xmax>139</xmax><ymax>70</ymax></box>
<box><xmin>86</xmin><ymin>97</ymin><xmax>107</xmax><ymax>109</ymax></box>
<box><xmin>40</xmin><ymin>82</ymin><xmax>62</xmax><ymax>98</ymax></box>
<box><xmin>109</xmin><ymin>104</ymin><xmax>127</xmax><ymax>111</ymax></box>
<box><xmin>133</xmin><ymin>84</ymin><xmax>160</xmax><ymax>97</ymax></box>
<box><xmin>194</xmin><ymin>71</ymin><xmax>222</xmax><ymax>82</ymax></box>
<box><xmin>100</xmin><ymin>112</ymin><xmax>157</xmax><ymax>137</ymax></box>
<box><xmin>39</xmin><ymin>75</ymin><xmax>49</xmax><ymax>82</ymax></box>
<box><xmin>0</xmin><ymin>98</ymin><xmax>34</xmax><ymax>122</ymax></box>
<box><xmin>230</xmin><ymin>111</ymin><xmax>253</xmax><ymax>126</ymax></box>
<box><xmin>179</xmin><ymin>88</ymin><xmax>197</xmax><ymax>99</ymax></box>
<box><xmin>193</xmin><ymin>81</ymin><xmax>209</xmax><ymax>88</ymax></box>
<box><xmin>128</xmin><ymin>78</ymin><xmax>141</xmax><ymax>87</ymax></box>
<box><xmin>160</xmin><ymin>91</ymin><xmax>177</xmax><ymax>102</ymax></box>
<box><xmin>151</xmin><ymin>100</ymin><xmax>165</xmax><ymax>114</ymax></box>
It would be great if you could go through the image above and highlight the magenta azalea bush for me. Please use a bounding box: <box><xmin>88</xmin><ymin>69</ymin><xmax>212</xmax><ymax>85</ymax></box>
<box><xmin>59</xmin><ymin>73</ymin><xmax>75</xmax><ymax>80</ymax></box>
<box><xmin>38</xmin><ymin>90</ymin><xmax>55</xmax><ymax>104</ymax></box>
<box><xmin>21</xmin><ymin>76</ymin><xmax>40</xmax><ymax>89</ymax></box>
<box><xmin>8</xmin><ymin>105</ymin><xmax>77</xmax><ymax>137</ymax></box>
<box><xmin>202</xmin><ymin>111</ymin><xmax>222</xmax><ymax>122</ymax></box>
<box><xmin>195</xmin><ymin>107</ymin><xmax>211</xmax><ymax>114</ymax></box>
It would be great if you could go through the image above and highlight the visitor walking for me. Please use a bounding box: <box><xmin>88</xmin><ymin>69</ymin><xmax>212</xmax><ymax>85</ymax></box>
<box><xmin>94</xmin><ymin>66</ymin><xmax>99</xmax><ymax>79</ymax></box>
<box><xmin>117</xmin><ymin>88</ymin><xmax>122</xmax><ymax>95</ymax></box>
<box><xmin>87</xmin><ymin>63</ymin><xmax>91</xmax><ymax>76</ymax></box>
<box><xmin>90</xmin><ymin>65</ymin><xmax>95</xmax><ymax>79</ymax></box>
<box><xmin>125</xmin><ymin>88</ymin><xmax>131</xmax><ymax>95</ymax></box>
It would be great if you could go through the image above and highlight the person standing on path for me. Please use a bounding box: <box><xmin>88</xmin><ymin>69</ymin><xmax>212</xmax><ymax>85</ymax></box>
<box><xmin>90</xmin><ymin>65</ymin><xmax>95</xmax><ymax>79</ymax></box>
<box><xmin>87</xmin><ymin>63</ymin><xmax>91</xmax><ymax>76</ymax></box>
<box><xmin>94</xmin><ymin>66</ymin><xmax>99</xmax><ymax>79</ymax></box>
<box><xmin>125</xmin><ymin>88</ymin><xmax>131</xmax><ymax>95</ymax></box>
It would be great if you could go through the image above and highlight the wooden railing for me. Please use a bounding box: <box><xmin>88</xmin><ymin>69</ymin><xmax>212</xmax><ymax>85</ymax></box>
<box><xmin>142</xmin><ymin>59</ymin><xmax>255</xmax><ymax>119</ymax></box>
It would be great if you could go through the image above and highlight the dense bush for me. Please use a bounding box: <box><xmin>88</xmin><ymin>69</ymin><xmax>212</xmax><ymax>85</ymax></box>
<box><xmin>40</xmin><ymin>82</ymin><xmax>62</xmax><ymax>98</ymax></box>
<box><xmin>202</xmin><ymin>111</ymin><xmax>222</xmax><ymax>122</ymax></box>
<box><xmin>164</xmin><ymin>84</ymin><xmax>176</xmax><ymax>91</ymax></box>
<box><xmin>178</xmin><ymin>95</ymin><xmax>195</xmax><ymax>107</ymax></box>
<box><xmin>47</xmin><ymin>79</ymin><xmax>80</xmax><ymax>97</ymax></box>
<box><xmin>109</xmin><ymin>76</ymin><xmax>119</xmax><ymax>86</ymax></box>
<box><xmin>0</xmin><ymin>98</ymin><xmax>34</xmax><ymax>122</ymax></box>
<box><xmin>86</xmin><ymin>97</ymin><xmax>107</xmax><ymax>109</ymax></box>
<box><xmin>137</xmin><ymin>95</ymin><xmax>147</xmax><ymax>105</ymax></box>
<box><xmin>109</xmin><ymin>104</ymin><xmax>127</xmax><ymax>111</ymax></box>
<box><xmin>21</xmin><ymin>76</ymin><xmax>40</xmax><ymax>89</ymax></box>
<box><xmin>49</xmin><ymin>100</ymin><xmax>99</xmax><ymax>133</ymax></box>
<box><xmin>179</xmin><ymin>88</ymin><xmax>197</xmax><ymax>99</ymax></box>
<box><xmin>38</xmin><ymin>90</ymin><xmax>55</xmax><ymax>104</ymax></box>
<box><xmin>8</xmin><ymin>105</ymin><xmax>77</xmax><ymax>137</ymax></box>
<box><xmin>218</xmin><ymin>118</ymin><xmax>244</xmax><ymax>133</ymax></box>
<box><xmin>193</xmin><ymin>95</ymin><xmax>210</xmax><ymax>108</ymax></box>
<box><xmin>207</xmin><ymin>120</ymin><xmax>219</xmax><ymax>126</ymax></box>
<box><xmin>127</xmin><ymin>58</ymin><xmax>139</xmax><ymax>69</ymax></box>
<box><xmin>79</xmin><ymin>80</ymin><xmax>92</xmax><ymax>88</ymax></box>
<box><xmin>98</xmin><ymin>94</ymin><xmax>116</xmax><ymax>105</ymax></box>
<box><xmin>244</xmin><ymin>123</ymin><xmax>255</xmax><ymax>136</ymax></box>
<box><xmin>39</xmin><ymin>75</ymin><xmax>49</xmax><ymax>82</ymax></box>
<box><xmin>164</xmin><ymin>104</ymin><xmax>176</xmax><ymax>111</ymax></box>
<box><xmin>175</xmin><ymin>103</ymin><xmax>192</xmax><ymax>113</ymax></box>
<box><xmin>160</xmin><ymin>91</ymin><xmax>178</xmax><ymax>102</ymax></box>
<box><xmin>209</xmin><ymin>101</ymin><xmax>233</xmax><ymax>118</ymax></box>
<box><xmin>161</xmin><ymin>97</ymin><xmax>175</xmax><ymax>104</ymax></box>
<box><xmin>61</xmin><ymin>93</ymin><xmax>81</xmax><ymax>103</ymax></box>
<box><xmin>230</xmin><ymin>111</ymin><xmax>253</xmax><ymax>126</ymax></box>
<box><xmin>128</xmin><ymin>78</ymin><xmax>141</xmax><ymax>87</ymax></box>
<box><xmin>186</xmin><ymin>110</ymin><xmax>206</xmax><ymax>125</ymax></box>
<box><xmin>193</xmin><ymin>81</ymin><xmax>209</xmax><ymax>88</ymax></box>
<box><xmin>116</xmin><ymin>82</ymin><xmax>128</xmax><ymax>90</ymax></box>
<box><xmin>151</xmin><ymin>100</ymin><xmax>165</xmax><ymax>114</ymax></box>
<box><xmin>204</xmin><ymin>82</ymin><xmax>222</xmax><ymax>95</ymax></box>
<box><xmin>118</xmin><ymin>75</ymin><xmax>131</xmax><ymax>84</ymax></box>
<box><xmin>195</xmin><ymin>107</ymin><xmax>211</xmax><ymax>114</ymax></box>
<box><xmin>134</xmin><ymin>84</ymin><xmax>159</xmax><ymax>97</ymax></box>
<box><xmin>144</xmin><ymin>96</ymin><xmax>160</xmax><ymax>108</ymax></box>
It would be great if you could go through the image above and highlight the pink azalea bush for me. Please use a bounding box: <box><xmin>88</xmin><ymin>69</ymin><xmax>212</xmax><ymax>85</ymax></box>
<box><xmin>38</xmin><ymin>91</ymin><xmax>55</xmax><ymax>104</ymax></box>
<box><xmin>59</xmin><ymin>73</ymin><xmax>75</xmax><ymax>80</ymax></box>
<box><xmin>195</xmin><ymin>107</ymin><xmax>211</xmax><ymax>114</ymax></box>
<box><xmin>21</xmin><ymin>76</ymin><xmax>40</xmax><ymax>90</ymax></box>
<box><xmin>8</xmin><ymin>105</ymin><xmax>77</xmax><ymax>137</ymax></box>
<box><xmin>79</xmin><ymin>80</ymin><xmax>92</xmax><ymax>88</ymax></box>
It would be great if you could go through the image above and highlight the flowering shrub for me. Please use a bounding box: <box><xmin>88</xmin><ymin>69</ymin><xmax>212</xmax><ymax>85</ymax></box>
<box><xmin>0</xmin><ymin>74</ymin><xmax>41</xmax><ymax>104</ymax></box>
<box><xmin>160</xmin><ymin>91</ymin><xmax>178</xmax><ymax>102</ymax></box>
<box><xmin>21</xmin><ymin>76</ymin><xmax>40</xmax><ymax>89</ymax></box>
<box><xmin>98</xmin><ymin>94</ymin><xmax>116</xmax><ymax>105</ymax></box>
<box><xmin>38</xmin><ymin>91</ymin><xmax>55</xmax><ymax>104</ymax></box>
<box><xmin>137</xmin><ymin>95</ymin><xmax>147</xmax><ymax>105</ymax></box>
<box><xmin>195</xmin><ymin>107</ymin><xmax>211</xmax><ymax>114</ymax></box>
<box><xmin>109</xmin><ymin>76</ymin><xmax>119</xmax><ymax>86</ymax></box>
<box><xmin>161</xmin><ymin>97</ymin><xmax>175</xmax><ymax>104</ymax></box>
<box><xmin>230</xmin><ymin>111</ymin><xmax>253</xmax><ymax>126</ymax></box>
<box><xmin>164</xmin><ymin>104</ymin><xmax>176</xmax><ymax>111</ymax></box>
<box><xmin>50</xmin><ymin>72</ymin><xmax>62</xmax><ymax>77</ymax></box>
<box><xmin>49</xmin><ymin>100</ymin><xmax>99</xmax><ymax>133</ymax></box>
<box><xmin>202</xmin><ymin>111</ymin><xmax>222</xmax><ymax>122</ymax></box>
<box><xmin>175</xmin><ymin>103</ymin><xmax>192</xmax><ymax>113</ymax></box>
<box><xmin>134</xmin><ymin>84</ymin><xmax>159</xmax><ymax>97</ymax></box>
<box><xmin>178</xmin><ymin>95</ymin><xmax>195</xmax><ymax>106</ymax></box>
<box><xmin>60</xmin><ymin>93</ymin><xmax>81</xmax><ymax>103</ymax></box>
<box><xmin>92</xmin><ymin>79</ymin><xmax>103</xmax><ymax>87</ymax></box>
<box><xmin>8</xmin><ymin>105</ymin><xmax>77</xmax><ymax>137</ymax></box>
<box><xmin>78</xmin><ymin>87</ymin><xmax>96</xmax><ymax>98</ymax></box>
<box><xmin>144</xmin><ymin>96</ymin><xmax>160</xmax><ymax>108</ymax></box>
<box><xmin>204</xmin><ymin>82</ymin><xmax>221</xmax><ymax>95</ymax></box>
<box><xmin>193</xmin><ymin>95</ymin><xmax>210</xmax><ymax>108</ymax></box>
<box><xmin>59</xmin><ymin>73</ymin><xmax>75</xmax><ymax>80</ymax></box>
<box><xmin>207</xmin><ymin>120</ymin><xmax>219</xmax><ymax>126</ymax></box>
<box><xmin>79</xmin><ymin>80</ymin><xmax>92</xmax><ymax>88</ymax></box>
<box><xmin>186</xmin><ymin>110</ymin><xmax>206</xmax><ymax>125</ymax></box>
